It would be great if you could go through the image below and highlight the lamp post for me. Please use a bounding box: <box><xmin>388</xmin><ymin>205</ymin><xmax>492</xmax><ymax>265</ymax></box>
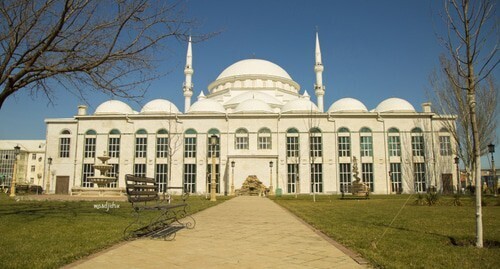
<box><xmin>454</xmin><ymin>156</ymin><xmax>460</xmax><ymax>195</ymax></box>
<box><xmin>46</xmin><ymin>157</ymin><xmax>52</xmax><ymax>194</ymax></box>
<box><xmin>210</xmin><ymin>135</ymin><xmax>217</xmax><ymax>202</ymax></box>
<box><xmin>269</xmin><ymin>161</ymin><xmax>274</xmax><ymax>195</ymax></box>
<box><xmin>9</xmin><ymin>145</ymin><xmax>21</xmax><ymax>197</ymax></box>
<box><xmin>488</xmin><ymin>143</ymin><xmax>496</xmax><ymax>197</ymax></box>
<box><xmin>231</xmin><ymin>161</ymin><xmax>235</xmax><ymax>196</ymax></box>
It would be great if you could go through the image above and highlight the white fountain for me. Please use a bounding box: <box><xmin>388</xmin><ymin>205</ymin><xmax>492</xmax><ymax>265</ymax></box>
<box><xmin>71</xmin><ymin>152</ymin><xmax>125</xmax><ymax>197</ymax></box>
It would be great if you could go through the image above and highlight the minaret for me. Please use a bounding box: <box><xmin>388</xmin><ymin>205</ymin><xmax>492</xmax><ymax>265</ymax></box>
<box><xmin>183</xmin><ymin>36</ymin><xmax>194</xmax><ymax>112</ymax></box>
<box><xmin>314</xmin><ymin>32</ymin><xmax>325</xmax><ymax>112</ymax></box>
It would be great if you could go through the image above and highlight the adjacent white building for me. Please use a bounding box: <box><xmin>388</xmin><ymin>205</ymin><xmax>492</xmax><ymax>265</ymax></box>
<box><xmin>0</xmin><ymin>140</ymin><xmax>46</xmax><ymax>189</ymax></box>
<box><xmin>44</xmin><ymin>34</ymin><xmax>458</xmax><ymax>195</ymax></box>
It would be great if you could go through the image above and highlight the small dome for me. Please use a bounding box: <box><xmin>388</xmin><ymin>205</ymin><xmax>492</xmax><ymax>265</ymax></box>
<box><xmin>95</xmin><ymin>100</ymin><xmax>133</xmax><ymax>115</ymax></box>
<box><xmin>225</xmin><ymin>91</ymin><xmax>282</xmax><ymax>108</ymax></box>
<box><xmin>234</xmin><ymin>99</ymin><xmax>274</xmax><ymax>114</ymax></box>
<box><xmin>282</xmin><ymin>98</ymin><xmax>319</xmax><ymax>113</ymax></box>
<box><xmin>217</xmin><ymin>59</ymin><xmax>292</xmax><ymax>80</ymax></box>
<box><xmin>375</xmin><ymin>98</ymin><xmax>416</xmax><ymax>113</ymax></box>
<box><xmin>188</xmin><ymin>99</ymin><xmax>226</xmax><ymax>114</ymax></box>
<box><xmin>328</xmin><ymin>98</ymin><xmax>368</xmax><ymax>113</ymax></box>
<box><xmin>140</xmin><ymin>99</ymin><xmax>180</xmax><ymax>114</ymax></box>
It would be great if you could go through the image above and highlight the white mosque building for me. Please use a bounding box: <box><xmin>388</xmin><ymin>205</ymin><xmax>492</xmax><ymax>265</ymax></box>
<box><xmin>44</xmin><ymin>34</ymin><xmax>457</xmax><ymax>196</ymax></box>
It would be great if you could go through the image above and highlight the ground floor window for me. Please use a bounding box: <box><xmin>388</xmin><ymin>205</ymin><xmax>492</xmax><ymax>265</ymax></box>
<box><xmin>156</xmin><ymin>164</ymin><xmax>168</xmax><ymax>193</ymax></box>
<box><xmin>206</xmin><ymin>164</ymin><xmax>220</xmax><ymax>193</ymax></box>
<box><xmin>134</xmin><ymin>164</ymin><xmax>146</xmax><ymax>177</ymax></box>
<box><xmin>287</xmin><ymin>164</ymin><xmax>299</xmax><ymax>193</ymax></box>
<box><xmin>310</xmin><ymin>163</ymin><xmax>323</xmax><ymax>193</ymax></box>
<box><xmin>184</xmin><ymin>164</ymin><xmax>196</xmax><ymax>193</ymax></box>
<box><xmin>339</xmin><ymin>163</ymin><xmax>351</xmax><ymax>192</ymax></box>
<box><xmin>414</xmin><ymin>163</ymin><xmax>426</xmax><ymax>192</ymax></box>
<box><xmin>107</xmin><ymin>164</ymin><xmax>119</xmax><ymax>188</ymax></box>
<box><xmin>390</xmin><ymin>163</ymin><xmax>402</xmax><ymax>193</ymax></box>
<box><xmin>362</xmin><ymin>163</ymin><xmax>374</xmax><ymax>192</ymax></box>
<box><xmin>82</xmin><ymin>163</ymin><xmax>94</xmax><ymax>188</ymax></box>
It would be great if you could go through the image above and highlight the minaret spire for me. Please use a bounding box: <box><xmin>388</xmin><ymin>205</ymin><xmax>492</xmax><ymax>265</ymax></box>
<box><xmin>183</xmin><ymin>36</ymin><xmax>194</xmax><ymax>112</ymax></box>
<box><xmin>314</xmin><ymin>32</ymin><xmax>325</xmax><ymax>112</ymax></box>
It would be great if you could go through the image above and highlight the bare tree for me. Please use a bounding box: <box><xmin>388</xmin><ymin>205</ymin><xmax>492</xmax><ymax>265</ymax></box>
<box><xmin>0</xmin><ymin>0</ymin><xmax>204</xmax><ymax>109</ymax></box>
<box><xmin>440</xmin><ymin>0</ymin><xmax>498</xmax><ymax>248</ymax></box>
<box><xmin>430</xmin><ymin>57</ymin><xmax>498</xmax><ymax>191</ymax></box>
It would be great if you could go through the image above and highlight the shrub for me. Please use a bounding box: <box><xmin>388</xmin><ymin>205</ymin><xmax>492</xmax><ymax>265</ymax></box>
<box><xmin>425</xmin><ymin>192</ymin><xmax>440</xmax><ymax>206</ymax></box>
<box><xmin>453</xmin><ymin>194</ymin><xmax>463</xmax><ymax>206</ymax></box>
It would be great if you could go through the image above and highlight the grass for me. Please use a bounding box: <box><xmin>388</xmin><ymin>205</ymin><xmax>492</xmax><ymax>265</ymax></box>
<box><xmin>273</xmin><ymin>194</ymin><xmax>500</xmax><ymax>269</ymax></box>
<box><xmin>0</xmin><ymin>193</ymin><xmax>230</xmax><ymax>269</ymax></box>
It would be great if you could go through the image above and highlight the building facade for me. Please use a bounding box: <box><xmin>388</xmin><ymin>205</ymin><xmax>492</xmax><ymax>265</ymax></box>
<box><xmin>0</xmin><ymin>140</ymin><xmax>46</xmax><ymax>189</ymax></box>
<box><xmin>44</xmin><ymin>35</ymin><xmax>458</xmax><ymax>195</ymax></box>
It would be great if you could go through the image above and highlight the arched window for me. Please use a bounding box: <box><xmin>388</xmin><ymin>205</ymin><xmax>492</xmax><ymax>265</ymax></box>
<box><xmin>83</xmin><ymin>129</ymin><xmax>96</xmax><ymax>158</ymax></box>
<box><xmin>235</xmin><ymin>128</ymin><xmax>249</xmax><ymax>149</ymax></box>
<box><xmin>184</xmin><ymin>129</ymin><xmax>197</xmax><ymax>158</ymax></box>
<box><xmin>108</xmin><ymin>129</ymin><xmax>121</xmax><ymax>158</ymax></box>
<box><xmin>387</xmin><ymin>127</ymin><xmax>401</xmax><ymax>157</ymax></box>
<box><xmin>135</xmin><ymin>129</ymin><xmax>148</xmax><ymax>158</ymax></box>
<box><xmin>258</xmin><ymin>128</ymin><xmax>271</xmax><ymax>149</ymax></box>
<box><xmin>59</xmin><ymin>129</ymin><xmax>71</xmax><ymax>158</ymax></box>
<box><xmin>286</xmin><ymin>128</ymin><xmax>300</xmax><ymax>158</ymax></box>
<box><xmin>338</xmin><ymin>127</ymin><xmax>350</xmax><ymax>157</ymax></box>
<box><xmin>359</xmin><ymin>127</ymin><xmax>373</xmax><ymax>157</ymax></box>
<box><xmin>309</xmin><ymin>128</ymin><xmax>322</xmax><ymax>157</ymax></box>
<box><xmin>411</xmin><ymin>127</ymin><xmax>425</xmax><ymax>157</ymax></box>
<box><xmin>156</xmin><ymin>129</ymin><xmax>169</xmax><ymax>158</ymax></box>
<box><xmin>207</xmin><ymin>129</ymin><xmax>220</xmax><ymax>158</ymax></box>
<box><xmin>439</xmin><ymin>127</ymin><xmax>452</xmax><ymax>156</ymax></box>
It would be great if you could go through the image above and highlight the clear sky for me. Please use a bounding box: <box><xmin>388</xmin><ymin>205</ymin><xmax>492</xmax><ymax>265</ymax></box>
<box><xmin>0</xmin><ymin>0</ymin><xmax>498</xmax><ymax>163</ymax></box>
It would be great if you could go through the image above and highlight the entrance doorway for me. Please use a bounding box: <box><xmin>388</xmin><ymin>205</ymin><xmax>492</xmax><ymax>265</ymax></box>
<box><xmin>442</xmin><ymin>174</ymin><xmax>453</xmax><ymax>194</ymax></box>
<box><xmin>55</xmin><ymin>176</ymin><xmax>69</xmax><ymax>195</ymax></box>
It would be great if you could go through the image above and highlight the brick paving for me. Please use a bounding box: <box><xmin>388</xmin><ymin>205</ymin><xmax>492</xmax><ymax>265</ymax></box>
<box><xmin>66</xmin><ymin>196</ymin><xmax>368</xmax><ymax>269</ymax></box>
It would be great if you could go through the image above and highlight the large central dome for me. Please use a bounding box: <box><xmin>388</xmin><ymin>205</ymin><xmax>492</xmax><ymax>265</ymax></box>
<box><xmin>217</xmin><ymin>59</ymin><xmax>292</xmax><ymax>80</ymax></box>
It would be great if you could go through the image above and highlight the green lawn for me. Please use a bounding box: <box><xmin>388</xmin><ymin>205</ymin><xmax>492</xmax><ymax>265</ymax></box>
<box><xmin>0</xmin><ymin>194</ymin><xmax>230</xmax><ymax>269</ymax></box>
<box><xmin>273</xmin><ymin>194</ymin><xmax>500</xmax><ymax>269</ymax></box>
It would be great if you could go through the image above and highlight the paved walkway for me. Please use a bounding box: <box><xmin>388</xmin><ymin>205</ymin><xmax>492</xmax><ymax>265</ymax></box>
<box><xmin>68</xmin><ymin>196</ymin><xmax>368</xmax><ymax>269</ymax></box>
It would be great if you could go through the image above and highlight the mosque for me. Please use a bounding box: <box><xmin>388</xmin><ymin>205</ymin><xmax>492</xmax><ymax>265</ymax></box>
<box><xmin>44</xmin><ymin>34</ymin><xmax>457</xmax><ymax>196</ymax></box>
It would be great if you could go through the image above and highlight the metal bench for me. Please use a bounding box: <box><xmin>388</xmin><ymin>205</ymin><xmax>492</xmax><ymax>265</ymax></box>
<box><xmin>124</xmin><ymin>174</ymin><xmax>195</xmax><ymax>240</ymax></box>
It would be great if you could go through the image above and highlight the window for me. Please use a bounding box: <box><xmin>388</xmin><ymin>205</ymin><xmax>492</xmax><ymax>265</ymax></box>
<box><xmin>411</xmin><ymin>128</ymin><xmax>425</xmax><ymax>157</ymax></box>
<box><xmin>286</xmin><ymin>128</ymin><xmax>300</xmax><ymax>158</ymax></box>
<box><xmin>390</xmin><ymin>163</ymin><xmax>402</xmax><ymax>193</ymax></box>
<box><xmin>156</xmin><ymin>137</ymin><xmax>169</xmax><ymax>158</ymax></box>
<box><xmin>311</xmin><ymin>163</ymin><xmax>323</xmax><ymax>193</ymax></box>
<box><xmin>156</xmin><ymin>164</ymin><xmax>168</xmax><ymax>193</ymax></box>
<box><xmin>439</xmin><ymin>136</ymin><xmax>452</xmax><ymax>156</ymax></box>
<box><xmin>360</xmin><ymin>127</ymin><xmax>373</xmax><ymax>157</ymax></box>
<box><xmin>82</xmin><ymin>163</ymin><xmax>94</xmax><ymax>188</ymax></box>
<box><xmin>388</xmin><ymin>128</ymin><xmax>401</xmax><ymax>157</ymax></box>
<box><xmin>135</xmin><ymin>129</ymin><xmax>148</xmax><ymax>158</ymax></box>
<box><xmin>31</xmin><ymin>165</ymin><xmax>36</xmax><ymax>172</ymax></box>
<box><xmin>207</xmin><ymin>163</ymin><xmax>220</xmax><ymax>193</ymax></box>
<box><xmin>59</xmin><ymin>137</ymin><xmax>70</xmax><ymax>158</ymax></box>
<box><xmin>134</xmin><ymin>164</ymin><xmax>146</xmax><ymax>177</ymax></box>
<box><xmin>258</xmin><ymin>128</ymin><xmax>271</xmax><ymax>149</ymax></box>
<box><xmin>338</xmin><ymin>128</ymin><xmax>350</xmax><ymax>157</ymax></box>
<box><xmin>184</xmin><ymin>164</ymin><xmax>196</xmax><ymax>193</ymax></box>
<box><xmin>362</xmin><ymin>163</ymin><xmax>374</xmax><ymax>192</ymax></box>
<box><xmin>107</xmin><ymin>164</ymin><xmax>119</xmax><ymax>188</ymax></box>
<box><xmin>84</xmin><ymin>137</ymin><xmax>96</xmax><ymax>158</ymax></box>
<box><xmin>414</xmin><ymin>163</ymin><xmax>426</xmax><ymax>192</ymax></box>
<box><xmin>235</xmin><ymin>128</ymin><xmax>249</xmax><ymax>149</ymax></box>
<box><xmin>32</xmin><ymin>154</ymin><xmax>36</xmax><ymax>160</ymax></box>
<box><xmin>287</xmin><ymin>164</ymin><xmax>299</xmax><ymax>193</ymax></box>
<box><xmin>184</xmin><ymin>129</ymin><xmax>197</xmax><ymax>158</ymax></box>
<box><xmin>108</xmin><ymin>137</ymin><xmax>121</xmax><ymax>158</ymax></box>
<box><xmin>338</xmin><ymin>137</ymin><xmax>351</xmax><ymax>157</ymax></box>
<box><xmin>339</xmin><ymin>163</ymin><xmax>351</xmax><ymax>192</ymax></box>
<box><xmin>309</xmin><ymin>128</ymin><xmax>322</xmax><ymax>157</ymax></box>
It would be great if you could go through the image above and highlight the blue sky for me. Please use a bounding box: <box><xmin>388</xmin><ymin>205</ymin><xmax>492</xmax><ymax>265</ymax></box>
<box><xmin>0</xmin><ymin>0</ymin><xmax>498</xmax><ymax>163</ymax></box>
